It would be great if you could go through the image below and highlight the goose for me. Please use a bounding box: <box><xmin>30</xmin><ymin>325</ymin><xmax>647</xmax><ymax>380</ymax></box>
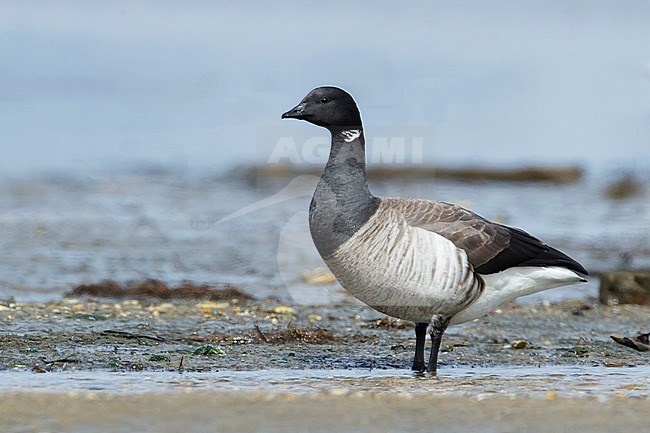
<box><xmin>281</xmin><ymin>86</ymin><xmax>588</xmax><ymax>373</ymax></box>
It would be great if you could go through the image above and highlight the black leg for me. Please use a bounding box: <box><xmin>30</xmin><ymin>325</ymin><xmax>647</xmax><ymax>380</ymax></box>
<box><xmin>427</xmin><ymin>316</ymin><xmax>450</xmax><ymax>374</ymax></box>
<box><xmin>412</xmin><ymin>322</ymin><xmax>428</xmax><ymax>372</ymax></box>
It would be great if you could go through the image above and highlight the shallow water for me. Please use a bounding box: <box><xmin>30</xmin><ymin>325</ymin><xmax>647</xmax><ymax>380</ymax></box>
<box><xmin>0</xmin><ymin>167</ymin><xmax>648</xmax><ymax>302</ymax></box>
<box><xmin>2</xmin><ymin>366</ymin><xmax>648</xmax><ymax>398</ymax></box>
<box><xmin>2</xmin><ymin>299</ymin><xmax>648</xmax><ymax>433</ymax></box>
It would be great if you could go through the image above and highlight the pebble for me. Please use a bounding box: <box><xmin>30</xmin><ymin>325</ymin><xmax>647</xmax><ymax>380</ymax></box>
<box><xmin>272</xmin><ymin>306</ymin><xmax>296</xmax><ymax>315</ymax></box>
<box><xmin>308</xmin><ymin>314</ymin><xmax>322</xmax><ymax>323</ymax></box>
<box><xmin>301</xmin><ymin>268</ymin><xmax>337</xmax><ymax>285</ymax></box>
<box><xmin>149</xmin><ymin>303</ymin><xmax>175</xmax><ymax>315</ymax></box>
<box><xmin>510</xmin><ymin>340</ymin><xmax>528</xmax><ymax>349</ymax></box>
<box><xmin>195</xmin><ymin>300</ymin><xmax>230</xmax><ymax>314</ymax></box>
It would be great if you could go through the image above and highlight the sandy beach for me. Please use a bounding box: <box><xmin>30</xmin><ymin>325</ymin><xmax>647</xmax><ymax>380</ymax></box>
<box><xmin>1</xmin><ymin>297</ymin><xmax>648</xmax><ymax>432</ymax></box>
<box><xmin>2</xmin><ymin>391</ymin><xmax>649</xmax><ymax>433</ymax></box>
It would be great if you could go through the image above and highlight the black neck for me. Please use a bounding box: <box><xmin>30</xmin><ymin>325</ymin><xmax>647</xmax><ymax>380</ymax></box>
<box><xmin>308</xmin><ymin>128</ymin><xmax>379</xmax><ymax>258</ymax></box>
<box><xmin>324</xmin><ymin>128</ymin><xmax>372</xmax><ymax>197</ymax></box>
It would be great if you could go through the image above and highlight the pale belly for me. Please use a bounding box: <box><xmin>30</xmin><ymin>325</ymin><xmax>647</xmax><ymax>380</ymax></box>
<box><xmin>322</xmin><ymin>210</ymin><xmax>482</xmax><ymax>323</ymax></box>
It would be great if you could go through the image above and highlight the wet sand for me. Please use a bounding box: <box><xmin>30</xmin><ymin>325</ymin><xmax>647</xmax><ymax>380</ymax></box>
<box><xmin>1</xmin><ymin>298</ymin><xmax>648</xmax><ymax>432</ymax></box>
<box><xmin>2</xmin><ymin>391</ymin><xmax>649</xmax><ymax>433</ymax></box>
<box><xmin>2</xmin><ymin>297</ymin><xmax>648</xmax><ymax>371</ymax></box>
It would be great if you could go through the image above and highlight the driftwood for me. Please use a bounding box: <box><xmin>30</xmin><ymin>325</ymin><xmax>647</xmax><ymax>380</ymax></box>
<box><xmin>610</xmin><ymin>332</ymin><xmax>650</xmax><ymax>352</ymax></box>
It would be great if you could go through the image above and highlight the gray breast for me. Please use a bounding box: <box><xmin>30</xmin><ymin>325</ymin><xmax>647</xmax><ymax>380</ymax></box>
<box><xmin>308</xmin><ymin>176</ymin><xmax>379</xmax><ymax>259</ymax></box>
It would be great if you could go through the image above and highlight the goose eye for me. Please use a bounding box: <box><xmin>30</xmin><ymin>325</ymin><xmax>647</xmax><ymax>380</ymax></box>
<box><xmin>320</xmin><ymin>98</ymin><xmax>329</xmax><ymax>103</ymax></box>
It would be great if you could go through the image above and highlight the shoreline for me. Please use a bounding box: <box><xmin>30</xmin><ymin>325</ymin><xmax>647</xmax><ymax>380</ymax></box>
<box><xmin>1</xmin><ymin>390</ymin><xmax>648</xmax><ymax>433</ymax></box>
<box><xmin>1</xmin><ymin>297</ymin><xmax>648</xmax><ymax>432</ymax></box>
<box><xmin>1</xmin><ymin>298</ymin><xmax>647</xmax><ymax>372</ymax></box>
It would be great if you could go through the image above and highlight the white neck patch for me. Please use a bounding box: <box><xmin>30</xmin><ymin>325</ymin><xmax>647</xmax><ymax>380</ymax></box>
<box><xmin>341</xmin><ymin>129</ymin><xmax>361</xmax><ymax>143</ymax></box>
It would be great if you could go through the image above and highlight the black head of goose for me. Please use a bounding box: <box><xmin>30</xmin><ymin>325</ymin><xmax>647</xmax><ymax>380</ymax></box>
<box><xmin>282</xmin><ymin>86</ymin><xmax>588</xmax><ymax>374</ymax></box>
<box><xmin>281</xmin><ymin>86</ymin><xmax>362</xmax><ymax>129</ymax></box>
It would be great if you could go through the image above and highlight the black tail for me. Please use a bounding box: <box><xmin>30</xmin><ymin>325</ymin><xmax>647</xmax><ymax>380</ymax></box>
<box><xmin>475</xmin><ymin>224</ymin><xmax>589</xmax><ymax>276</ymax></box>
<box><xmin>518</xmin><ymin>245</ymin><xmax>588</xmax><ymax>275</ymax></box>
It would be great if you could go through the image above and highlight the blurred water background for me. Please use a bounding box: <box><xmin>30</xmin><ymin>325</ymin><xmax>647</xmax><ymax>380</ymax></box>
<box><xmin>1</xmin><ymin>1</ymin><xmax>649</xmax><ymax>302</ymax></box>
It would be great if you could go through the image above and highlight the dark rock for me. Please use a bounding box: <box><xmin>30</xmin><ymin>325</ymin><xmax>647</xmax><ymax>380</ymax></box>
<box><xmin>240</xmin><ymin>164</ymin><xmax>584</xmax><ymax>184</ymax></box>
<box><xmin>130</xmin><ymin>279</ymin><xmax>171</xmax><ymax>297</ymax></box>
<box><xmin>68</xmin><ymin>280</ymin><xmax>125</xmax><ymax>297</ymax></box>
<box><xmin>68</xmin><ymin>279</ymin><xmax>254</xmax><ymax>301</ymax></box>
<box><xmin>599</xmin><ymin>270</ymin><xmax>650</xmax><ymax>305</ymax></box>
<box><xmin>604</xmin><ymin>176</ymin><xmax>645</xmax><ymax>200</ymax></box>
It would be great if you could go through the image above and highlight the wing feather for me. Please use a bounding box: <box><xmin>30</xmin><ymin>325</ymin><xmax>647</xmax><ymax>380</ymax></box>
<box><xmin>381</xmin><ymin>198</ymin><xmax>587</xmax><ymax>275</ymax></box>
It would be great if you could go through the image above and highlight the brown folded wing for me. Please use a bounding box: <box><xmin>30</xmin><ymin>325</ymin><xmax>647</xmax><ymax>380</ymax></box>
<box><xmin>381</xmin><ymin>198</ymin><xmax>587</xmax><ymax>275</ymax></box>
